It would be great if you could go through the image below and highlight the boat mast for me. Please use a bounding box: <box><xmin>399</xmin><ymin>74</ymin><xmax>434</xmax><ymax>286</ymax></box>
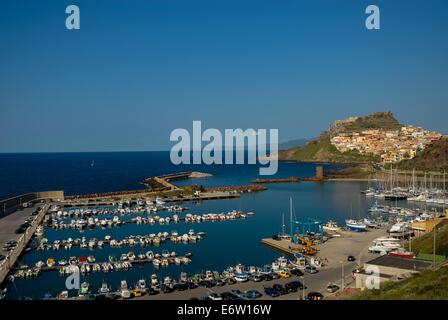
<box><xmin>412</xmin><ymin>168</ymin><xmax>416</xmax><ymax>193</ymax></box>
<box><xmin>289</xmin><ymin>197</ymin><xmax>293</xmax><ymax>236</ymax></box>
<box><xmin>282</xmin><ymin>213</ymin><xmax>286</xmax><ymax>237</ymax></box>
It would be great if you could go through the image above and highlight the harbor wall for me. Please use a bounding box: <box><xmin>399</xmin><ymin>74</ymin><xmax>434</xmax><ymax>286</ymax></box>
<box><xmin>0</xmin><ymin>204</ymin><xmax>50</xmax><ymax>285</ymax></box>
<box><xmin>0</xmin><ymin>191</ymin><xmax>64</xmax><ymax>218</ymax></box>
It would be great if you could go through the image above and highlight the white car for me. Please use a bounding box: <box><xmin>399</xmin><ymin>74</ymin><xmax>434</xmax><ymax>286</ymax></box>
<box><xmin>208</xmin><ymin>293</ymin><xmax>222</xmax><ymax>300</ymax></box>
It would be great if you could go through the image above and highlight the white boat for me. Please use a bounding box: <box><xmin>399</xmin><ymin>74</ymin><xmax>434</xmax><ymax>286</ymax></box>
<box><xmin>99</xmin><ymin>281</ymin><xmax>110</xmax><ymax>294</ymax></box>
<box><xmin>152</xmin><ymin>259</ymin><xmax>161</xmax><ymax>267</ymax></box>
<box><xmin>137</xmin><ymin>279</ymin><xmax>147</xmax><ymax>291</ymax></box>
<box><xmin>345</xmin><ymin>219</ymin><xmax>367</xmax><ymax>232</ymax></box>
<box><xmin>289</xmin><ymin>253</ymin><xmax>306</xmax><ymax>268</ymax></box>
<box><xmin>234</xmin><ymin>272</ymin><xmax>249</xmax><ymax>282</ymax></box>
<box><xmin>322</xmin><ymin>220</ymin><xmax>340</xmax><ymax>233</ymax></box>
<box><xmin>151</xmin><ymin>274</ymin><xmax>159</xmax><ymax>287</ymax></box>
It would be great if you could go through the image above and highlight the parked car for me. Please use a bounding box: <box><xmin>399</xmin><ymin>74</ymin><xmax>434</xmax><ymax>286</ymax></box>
<box><xmin>272</xmin><ymin>284</ymin><xmax>288</xmax><ymax>295</ymax></box>
<box><xmin>177</xmin><ymin>282</ymin><xmax>189</xmax><ymax>291</ymax></box>
<box><xmin>252</xmin><ymin>274</ymin><xmax>263</xmax><ymax>282</ymax></box>
<box><xmin>147</xmin><ymin>287</ymin><xmax>159</xmax><ymax>295</ymax></box>
<box><xmin>279</xmin><ymin>270</ymin><xmax>291</xmax><ymax>278</ymax></box>
<box><xmin>304</xmin><ymin>265</ymin><xmax>318</xmax><ymax>274</ymax></box>
<box><xmin>220</xmin><ymin>292</ymin><xmax>241</xmax><ymax>300</ymax></box>
<box><xmin>264</xmin><ymin>287</ymin><xmax>280</xmax><ymax>298</ymax></box>
<box><xmin>216</xmin><ymin>279</ymin><xmax>226</xmax><ymax>286</ymax></box>
<box><xmin>285</xmin><ymin>281</ymin><xmax>301</xmax><ymax>292</ymax></box>
<box><xmin>347</xmin><ymin>255</ymin><xmax>356</xmax><ymax>262</ymax></box>
<box><xmin>199</xmin><ymin>280</ymin><xmax>216</xmax><ymax>288</ymax></box>
<box><xmin>261</xmin><ymin>273</ymin><xmax>273</xmax><ymax>281</ymax></box>
<box><xmin>187</xmin><ymin>281</ymin><xmax>198</xmax><ymax>290</ymax></box>
<box><xmin>208</xmin><ymin>293</ymin><xmax>222</xmax><ymax>300</ymax></box>
<box><xmin>306</xmin><ymin>291</ymin><xmax>324</xmax><ymax>300</ymax></box>
<box><xmin>231</xmin><ymin>289</ymin><xmax>246</xmax><ymax>299</ymax></box>
<box><xmin>326</xmin><ymin>284</ymin><xmax>340</xmax><ymax>293</ymax></box>
<box><xmin>245</xmin><ymin>290</ymin><xmax>262</xmax><ymax>299</ymax></box>
<box><xmin>290</xmin><ymin>268</ymin><xmax>304</xmax><ymax>276</ymax></box>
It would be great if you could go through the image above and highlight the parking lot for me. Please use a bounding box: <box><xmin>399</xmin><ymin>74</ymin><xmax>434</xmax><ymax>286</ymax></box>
<box><xmin>0</xmin><ymin>203</ymin><xmax>44</xmax><ymax>275</ymax></box>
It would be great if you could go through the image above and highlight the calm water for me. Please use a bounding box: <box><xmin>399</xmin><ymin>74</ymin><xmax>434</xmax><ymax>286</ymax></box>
<box><xmin>0</xmin><ymin>152</ymin><xmax>423</xmax><ymax>299</ymax></box>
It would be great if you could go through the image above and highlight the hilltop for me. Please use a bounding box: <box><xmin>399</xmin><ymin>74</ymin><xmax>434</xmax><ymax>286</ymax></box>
<box><xmin>279</xmin><ymin>112</ymin><xmax>398</xmax><ymax>163</ymax></box>
<box><xmin>326</xmin><ymin>111</ymin><xmax>401</xmax><ymax>137</ymax></box>
<box><xmin>396</xmin><ymin>137</ymin><xmax>448</xmax><ymax>171</ymax></box>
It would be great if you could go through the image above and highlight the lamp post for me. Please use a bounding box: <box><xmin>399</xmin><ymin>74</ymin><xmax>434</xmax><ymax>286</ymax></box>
<box><xmin>301</xmin><ymin>275</ymin><xmax>305</xmax><ymax>300</ymax></box>
<box><xmin>341</xmin><ymin>261</ymin><xmax>345</xmax><ymax>290</ymax></box>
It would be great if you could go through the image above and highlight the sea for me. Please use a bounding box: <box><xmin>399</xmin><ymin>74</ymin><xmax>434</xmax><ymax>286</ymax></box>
<box><xmin>0</xmin><ymin>152</ymin><xmax>429</xmax><ymax>299</ymax></box>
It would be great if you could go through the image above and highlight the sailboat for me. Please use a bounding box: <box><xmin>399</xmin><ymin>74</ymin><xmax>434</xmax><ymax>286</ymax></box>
<box><xmin>345</xmin><ymin>203</ymin><xmax>367</xmax><ymax>232</ymax></box>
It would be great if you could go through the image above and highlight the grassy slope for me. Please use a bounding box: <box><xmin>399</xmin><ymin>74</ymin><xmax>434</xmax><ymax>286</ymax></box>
<box><xmin>349</xmin><ymin>219</ymin><xmax>448</xmax><ymax>300</ymax></box>
<box><xmin>406</xmin><ymin>219</ymin><xmax>448</xmax><ymax>257</ymax></box>
<box><xmin>350</xmin><ymin>266</ymin><xmax>448</xmax><ymax>300</ymax></box>
<box><xmin>279</xmin><ymin>137</ymin><xmax>380</xmax><ymax>163</ymax></box>
<box><xmin>397</xmin><ymin>137</ymin><xmax>448</xmax><ymax>171</ymax></box>
<box><xmin>279</xmin><ymin>112</ymin><xmax>397</xmax><ymax>163</ymax></box>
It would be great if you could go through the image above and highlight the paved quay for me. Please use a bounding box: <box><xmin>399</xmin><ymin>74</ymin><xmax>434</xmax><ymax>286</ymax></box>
<box><xmin>135</xmin><ymin>228</ymin><xmax>386</xmax><ymax>300</ymax></box>
<box><xmin>0</xmin><ymin>203</ymin><xmax>49</xmax><ymax>284</ymax></box>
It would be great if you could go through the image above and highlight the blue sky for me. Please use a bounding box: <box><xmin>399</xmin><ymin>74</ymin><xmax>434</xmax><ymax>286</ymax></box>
<box><xmin>0</xmin><ymin>0</ymin><xmax>447</xmax><ymax>152</ymax></box>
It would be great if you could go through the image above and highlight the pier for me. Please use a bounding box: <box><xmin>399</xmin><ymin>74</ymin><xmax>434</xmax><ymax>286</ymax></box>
<box><xmin>63</xmin><ymin>191</ymin><xmax>240</xmax><ymax>207</ymax></box>
<box><xmin>0</xmin><ymin>203</ymin><xmax>50</xmax><ymax>285</ymax></box>
<box><xmin>261</xmin><ymin>238</ymin><xmax>302</xmax><ymax>255</ymax></box>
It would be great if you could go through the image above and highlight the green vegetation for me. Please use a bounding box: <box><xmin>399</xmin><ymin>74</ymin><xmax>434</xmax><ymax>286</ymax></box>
<box><xmin>406</xmin><ymin>220</ymin><xmax>448</xmax><ymax>257</ymax></box>
<box><xmin>278</xmin><ymin>137</ymin><xmax>380</xmax><ymax>163</ymax></box>
<box><xmin>349</xmin><ymin>266</ymin><xmax>448</xmax><ymax>300</ymax></box>
<box><xmin>279</xmin><ymin>111</ymin><xmax>395</xmax><ymax>163</ymax></box>
<box><xmin>348</xmin><ymin>220</ymin><xmax>448</xmax><ymax>300</ymax></box>
<box><xmin>397</xmin><ymin>137</ymin><xmax>448</xmax><ymax>171</ymax></box>
<box><xmin>331</xmin><ymin>111</ymin><xmax>401</xmax><ymax>135</ymax></box>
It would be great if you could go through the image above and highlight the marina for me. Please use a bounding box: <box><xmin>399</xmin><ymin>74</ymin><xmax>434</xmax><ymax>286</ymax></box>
<box><xmin>1</xmin><ymin>157</ymin><xmax>446</xmax><ymax>300</ymax></box>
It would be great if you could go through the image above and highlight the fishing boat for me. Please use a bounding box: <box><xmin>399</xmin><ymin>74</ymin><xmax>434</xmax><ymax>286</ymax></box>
<box><xmin>322</xmin><ymin>220</ymin><xmax>340</xmax><ymax>233</ymax></box>
<box><xmin>363</xmin><ymin>218</ymin><xmax>380</xmax><ymax>229</ymax></box>
<box><xmin>388</xmin><ymin>248</ymin><xmax>415</xmax><ymax>259</ymax></box>
<box><xmin>345</xmin><ymin>219</ymin><xmax>367</xmax><ymax>232</ymax></box>
<box><xmin>289</xmin><ymin>253</ymin><xmax>306</xmax><ymax>268</ymax></box>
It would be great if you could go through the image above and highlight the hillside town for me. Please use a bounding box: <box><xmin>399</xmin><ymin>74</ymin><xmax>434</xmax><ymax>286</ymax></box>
<box><xmin>330</xmin><ymin>125</ymin><xmax>443</xmax><ymax>163</ymax></box>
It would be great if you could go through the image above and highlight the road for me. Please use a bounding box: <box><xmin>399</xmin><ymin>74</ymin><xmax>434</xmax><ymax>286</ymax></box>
<box><xmin>136</xmin><ymin>228</ymin><xmax>386</xmax><ymax>300</ymax></box>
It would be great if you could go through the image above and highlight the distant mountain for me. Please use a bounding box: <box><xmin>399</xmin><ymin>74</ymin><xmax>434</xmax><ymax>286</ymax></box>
<box><xmin>278</xmin><ymin>111</ymin><xmax>399</xmax><ymax>163</ymax></box>
<box><xmin>396</xmin><ymin>137</ymin><xmax>448</xmax><ymax>170</ymax></box>
<box><xmin>278</xmin><ymin>138</ymin><xmax>310</xmax><ymax>150</ymax></box>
